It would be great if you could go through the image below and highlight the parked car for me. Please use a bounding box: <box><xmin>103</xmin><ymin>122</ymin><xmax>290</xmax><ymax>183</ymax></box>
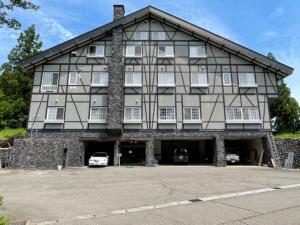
<box><xmin>88</xmin><ymin>152</ymin><xmax>109</xmax><ymax>167</ymax></box>
<box><xmin>174</xmin><ymin>148</ymin><xmax>188</xmax><ymax>164</ymax></box>
<box><xmin>225</xmin><ymin>153</ymin><xmax>240</xmax><ymax>164</ymax></box>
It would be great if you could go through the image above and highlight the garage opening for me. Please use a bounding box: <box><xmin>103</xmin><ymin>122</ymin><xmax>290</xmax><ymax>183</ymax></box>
<box><xmin>156</xmin><ymin>140</ymin><xmax>214</xmax><ymax>165</ymax></box>
<box><xmin>120</xmin><ymin>141</ymin><xmax>146</xmax><ymax>165</ymax></box>
<box><xmin>84</xmin><ymin>141</ymin><xmax>115</xmax><ymax>166</ymax></box>
<box><xmin>225</xmin><ymin>138</ymin><xmax>264</xmax><ymax>165</ymax></box>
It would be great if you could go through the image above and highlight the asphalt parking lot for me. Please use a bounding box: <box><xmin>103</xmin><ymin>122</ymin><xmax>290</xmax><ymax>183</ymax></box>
<box><xmin>0</xmin><ymin>166</ymin><xmax>300</xmax><ymax>225</ymax></box>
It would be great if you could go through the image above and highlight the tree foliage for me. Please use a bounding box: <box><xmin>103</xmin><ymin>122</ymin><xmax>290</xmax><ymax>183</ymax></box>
<box><xmin>0</xmin><ymin>0</ymin><xmax>39</xmax><ymax>30</ymax></box>
<box><xmin>0</xmin><ymin>25</ymin><xmax>42</xmax><ymax>128</ymax></box>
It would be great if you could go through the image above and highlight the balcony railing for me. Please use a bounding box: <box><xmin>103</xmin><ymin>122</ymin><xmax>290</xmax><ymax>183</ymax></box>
<box><xmin>41</xmin><ymin>85</ymin><xmax>58</xmax><ymax>92</ymax></box>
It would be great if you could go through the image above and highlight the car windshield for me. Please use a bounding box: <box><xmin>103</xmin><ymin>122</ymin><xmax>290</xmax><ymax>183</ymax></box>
<box><xmin>92</xmin><ymin>152</ymin><xmax>107</xmax><ymax>157</ymax></box>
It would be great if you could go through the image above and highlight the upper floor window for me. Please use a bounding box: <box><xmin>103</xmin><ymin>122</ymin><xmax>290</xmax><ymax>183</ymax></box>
<box><xmin>152</xmin><ymin>32</ymin><xmax>166</xmax><ymax>40</ymax></box>
<box><xmin>89</xmin><ymin>107</ymin><xmax>107</xmax><ymax>123</ymax></box>
<box><xmin>41</xmin><ymin>72</ymin><xmax>58</xmax><ymax>92</ymax></box>
<box><xmin>134</xmin><ymin>31</ymin><xmax>148</xmax><ymax>40</ymax></box>
<box><xmin>183</xmin><ymin>107</ymin><xmax>201</xmax><ymax>123</ymax></box>
<box><xmin>159</xmin><ymin>107</ymin><xmax>176</xmax><ymax>123</ymax></box>
<box><xmin>88</xmin><ymin>45</ymin><xmax>105</xmax><ymax>57</ymax></box>
<box><xmin>158</xmin><ymin>46</ymin><xmax>174</xmax><ymax>57</ymax></box>
<box><xmin>225</xmin><ymin>107</ymin><xmax>260</xmax><ymax>123</ymax></box>
<box><xmin>91</xmin><ymin>72</ymin><xmax>108</xmax><ymax>87</ymax></box>
<box><xmin>125</xmin><ymin>72</ymin><xmax>142</xmax><ymax>87</ymax></box>
<box><xmin>126</xmin><ymin>45</ymin><xmax>142</xmax><ymax>57</ymax></box>
<box><xmin>158</xmin><ymin>72</ymin><xmax>175</xmax><ymax>87</ymax></box>
<box><xmin>189</xmin><ymin>46</ymin><xmax>206</xmax><ymax>58</ymax></box>
<box><xmin>191</xmin><ymin>72</ymin><xmax>208</xmax><ymax>87</ymax></box>
<box><xmin>68</xmin><ymin>72</ymin><xmax>78</xmax><ymax>85</ymax></box>
<box><xmin>238</xmin><ymin>73</ymin><xmax>256</xmax><ymax>87</ymax></box>
<box><xmin>124</xmin><ymin>107</ymin><xmax>141</xmax><ymax>123</ymax></box>
<box><xmin>46</xmin><ymin>107</ymin><xmax>64</xmax><ymax>122</ymax></box>
<box><xmin>222</xmin><ymin>73</ymin><xmax>232</xmax><ymax>85</ymax></box>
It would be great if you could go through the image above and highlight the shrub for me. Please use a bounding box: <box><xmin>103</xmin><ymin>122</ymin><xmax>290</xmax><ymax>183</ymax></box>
<box><xmin>0</xmin><ymin>195</ymin><xmax>9</xmax><ymax>225</ymax></box>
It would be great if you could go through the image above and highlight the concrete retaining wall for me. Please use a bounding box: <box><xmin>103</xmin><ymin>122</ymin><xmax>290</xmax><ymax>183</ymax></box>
<box><xmin>274</xmin><ymin>138</ymin><xmax>300</xmax><ymax>168</ymax></box>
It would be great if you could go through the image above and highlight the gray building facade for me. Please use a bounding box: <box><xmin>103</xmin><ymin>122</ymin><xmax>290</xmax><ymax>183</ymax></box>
<box><xmin>12</xmin><ymin>5</ymin><xmax>293</xmax><ymax>168</ymax></box>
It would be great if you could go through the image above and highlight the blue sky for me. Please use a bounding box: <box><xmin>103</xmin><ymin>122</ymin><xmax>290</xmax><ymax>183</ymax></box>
<box><xmin>0</xmin><ymin>0</ymin><xmax>299</xmax><ymax>102</ymax></box>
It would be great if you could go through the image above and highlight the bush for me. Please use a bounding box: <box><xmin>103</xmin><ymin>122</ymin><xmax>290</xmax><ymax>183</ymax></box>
<box><xmin>0</xmin><ymin>128</ymin><xmax>26</xmax><ymax>139</ymax></box>
<box><xmin>274</xmin><ymin>133</ymin><xmax>300</xmax><ymax>139</ymax></box>
<box><xmin>0</xmin><ymin>195</ymin><xmax>10</xmax><ymax>225</ymax></box>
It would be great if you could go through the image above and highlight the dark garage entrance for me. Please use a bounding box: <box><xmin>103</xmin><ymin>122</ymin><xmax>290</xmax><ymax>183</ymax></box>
<box><xmin>159</xmin><ymin>140</ymin><xmax>214</xmax><ymax>164</ymax></box>
<box><xmin>84</xmin><ymin>141</ymin><xmax>115</xmax><ymax>166</ymax></box>
<box><xmin>120</xmin><ymin>141</ymin><xmax>146</xmax><ymax>165</ymax></box>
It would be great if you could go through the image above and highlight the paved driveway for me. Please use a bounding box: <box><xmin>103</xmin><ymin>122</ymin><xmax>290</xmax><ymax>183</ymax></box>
<box><xmin>0</xmin><ymin>166</ymin><xmax>300</xmax><ymax>225</ymax></box>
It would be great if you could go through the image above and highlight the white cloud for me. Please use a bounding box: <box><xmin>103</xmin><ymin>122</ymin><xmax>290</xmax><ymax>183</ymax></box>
<box><xmin>270</xmin><ymin>7</ymin><xmax>285</xmax><ymax>19</ymax></box>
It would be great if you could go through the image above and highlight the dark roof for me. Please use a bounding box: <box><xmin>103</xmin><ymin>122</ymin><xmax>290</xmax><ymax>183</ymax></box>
<box><xmin>22</xmin><ymin>6</ymin><xmax>293</xmax><ymax>76</ymax></box>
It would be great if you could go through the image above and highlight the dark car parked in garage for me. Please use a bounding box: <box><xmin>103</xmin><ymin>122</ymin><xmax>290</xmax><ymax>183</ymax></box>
<box><xmin>173</xmin><ymin>148</ymin><xmax>189</xmax><ymax>164</ymax></box>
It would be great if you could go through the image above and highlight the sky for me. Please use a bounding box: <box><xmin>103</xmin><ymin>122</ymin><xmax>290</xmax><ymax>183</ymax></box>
<box><xmin>0</xmin><ymin>0</ymin><xmax>299</xmax><ymax>102</ymax></box>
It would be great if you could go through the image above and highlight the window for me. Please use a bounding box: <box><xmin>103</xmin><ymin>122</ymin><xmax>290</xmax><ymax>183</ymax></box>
<box><xmin>41</xmin><ymin>72</ymin><xmax>59</xmax><ymax>92</ymax></box>
<box><xmin>89</xmin><ymin>107</ymin><xmax>107</xmax><ymax>123</ymax></box>
<box><xmin>126</xmin><ymin>45</ymin><xmax>142</xmax><ymax>57</ymax></box>
<box><xmin>124</xmin><ymin>107</ymin><xmax>141</xmax><ymax>122</ymax></box>
<box><xmin>68</xmin><ymin>72</ymin><xmax>78</xmax><ymax>85</ymax></box>
<box><xmin>134</xmin><ymin>31</ymin><xmax>148</xmax><ymax>40</ymax></box>
<box><xmin>88</xmin><ymin>45</ymin><xmax>105</xmax><ymax>57</ymax></box>
<box><xmin>91</xmin><ymin>72</ymin><xmax>108</xmax><ymax>86</ymax></box>
<box><xmin>125</xmin><ymin>72</ymin><xmax>142</xmax><ymax>87</ymax></box>
<box><xmin>184</xmin><ymin>107</ymin><xmax>201</xmax><ymax>122</ymax></box>
<box><xmin>158</xmin><ymin>46</ymin><xmax>174</xmax><ymax>57</ymax></box>
<box><xmin>158</xmin><ymin>72</ymin><xmax>175</xmax><ymax>87</ymax></box>
<box><xmin>222</xmin><ymin>73</ymin><xmax>231</xmax><ymax>85</ymax></box>
<box><xmin>46</xmin><ymin>107</ymin><xmax>64</xmax><ymax>121</ymax></box>
<box><xmin>189</xmin><ymin>46</ymin><xmax>206</xmax><ymax>58</ymax></box>
<box><xmin>191</xmin><ymin>72</ymin><xmax>208</xmax><ymax>87</ymax></box>
<box><xmin>152</xmin><ymin>32</ymin><xmax>166</xmax><ymax>40</ymax></box>
<box><xmin>225</xmin><ymin>107</ymin><xmax>260</xmax><ymax>123</ymax></box>
<box><xmin>238</xmin><ymin>73</ymin><xmax>256</xmax><ymax>87</ymax></box>
<box><xmin>159</xmin><ymin>107</ymin><xmax>176</xmax><ymax>122</ymax></box>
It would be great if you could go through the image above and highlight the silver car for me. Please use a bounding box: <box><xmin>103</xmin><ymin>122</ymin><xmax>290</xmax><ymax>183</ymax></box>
<box><xmin>225</xmin><ymin>153</ymin><xmax>240</xmax><ymax>164</ymax></box>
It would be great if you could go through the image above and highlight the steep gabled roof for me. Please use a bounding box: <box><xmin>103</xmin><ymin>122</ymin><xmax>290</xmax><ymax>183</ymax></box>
<box><xmin>22</xmin><ymin>6</ymin><xmax>293</xmax><ymax>76</ymax></box>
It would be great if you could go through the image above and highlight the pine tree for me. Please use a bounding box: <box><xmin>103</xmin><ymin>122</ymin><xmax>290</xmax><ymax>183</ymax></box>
<box><xmin>0</xmin><ymin>25</ymin><xmax>42</xmax><ymax>128</ymax></box>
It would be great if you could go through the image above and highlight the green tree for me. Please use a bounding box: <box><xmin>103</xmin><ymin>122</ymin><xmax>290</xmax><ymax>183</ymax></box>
<box><xmin>0</xmin><ymin>0</ymin><xmax>39</xmax><ymax>30</ymax></box>
<box><xmin>0</xmin><ymin>25</ymin><xmax>42</xmax><ymax>128</ymax></box>
<box><xmin>0</xmin><ymin>195</ymin><xmax>10</xmax><ymax>225</ymax></box>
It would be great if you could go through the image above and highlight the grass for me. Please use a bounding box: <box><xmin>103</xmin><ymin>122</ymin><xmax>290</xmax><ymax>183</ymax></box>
<box><xmin>274</xmin><ymin>133</ymin><xmax>300</xmax><ymax>139</ymax></box>
<box><xmin>0</xmin><ymin>195</ymin><xmax>10</xmax><ymax>225</ymax></box>
<box><xmin>0</xmin><ymin>128</ymin><xmax>27</xmax><ymax>139</ymax></box>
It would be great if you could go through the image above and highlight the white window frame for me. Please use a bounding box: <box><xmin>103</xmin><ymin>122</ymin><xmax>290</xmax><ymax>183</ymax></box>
<box><xmin>222</xmin><ymin>72</ymin><xmax>232</xmax><ymax>86</ymax></box>
<box><xmin>189</xmin><ymin>46</ymin><xmax>206</xmax><ymax>58</ymax></box>
<box><xmin>45</xmin><ymin>107</ymin><xmax>64</xmax><ymax>123</ymax></box>
<box><xmin>87</xmin><ymin>45</ymin><xmax>105</xmax><ymax>57</ymax></box>
<box><xmin>124</xmin><ymin>72</ymin><xmax>142</xmax><ymax>87</ymax></box>
<box><xmin>183</xmin><ymin>107</ymin><xmax>202</xmax><ymax>123</ymax></box>
<box><xmin>134</xmin><ymin>31</ymin><xmax>148</xmax><ymax>40</ymax></box>
<box><xmin>157</xmin><ymin>72</ymin><xmax>175</xmax><ymax>87</ymax></box>
<box><xmin>225</xmin><ymin>107</ymin><xmax>261</xmax><ymax>123</ymax></box>
<box><xmin>125</xmin><ymin>45</ymin><xmax>142</xmax><ymax>58</ymax></box>
<box><xmin>151</xmin><ymin>31</ymin><xmax>166</xmax><ymax>40</ymax></box>
<box><xmin>123</xmin><ymin>107</ymin><xmax>142</xmax><ymax>123</ymax></box>
<box><xmin>191</xmin><ymin>72</ymin><xmax>209</xmax><ymax>87</ymax></box>
<box><xmin>158</xmin><ymin>46</ymin><xmax>174</xmax><ymax>58</ymax></box>
<box><xmin>91</xmin><ymin>72</ymin><xmax>108</xmax><ymax>87</ymax></box>
<box><xmin>41</xmin><ymin>72</ymin><xmax>59</xmax><ymax>92</ymax></box>
<box><xmin>88</xmin><ymin>107</ymin><xmax>107</xmax><ymax>123</ymax></box>
<box><xmin>68</xmin><ymin>72</ymin><xmax>78</xmax><ymax>85</ymax></box>
<box><xmin>238</xmin><ymin>73</ymin><xmax>257</xmax><ymax>87</ymax></box>
<box><xmin>158</xmin><ymin>107</ymin><xmax>176</xmax><ymax>123</ymax></box>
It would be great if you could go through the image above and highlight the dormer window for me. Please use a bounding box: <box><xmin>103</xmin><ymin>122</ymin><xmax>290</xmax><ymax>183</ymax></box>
<box><xmin>152</xmin><ymin>32</ymin><xmax>166</xmax><ymax>40</ymax></box>
<box><xmin>88</xmin><ymin>45</ymin><xmax>105</xmax><ymax>57</ymax></box>
<box><xmin>134</xmin><ymin>31</ymin><xmax>148</xmax><ymax>40</ymax></box>
<box><xmin>189</xmin><ymin>46</ymin><xmax>206</xmax><ymax>58</ymax></box>
<box><xmin>158</xmin><ymin>46</ymin><xmax>174</xmax><ymax>58</ymax></box>
<box><xmin>126</xmin><ymin>45</ymin><xmax>142</xmax><ymax>57</ymax></box>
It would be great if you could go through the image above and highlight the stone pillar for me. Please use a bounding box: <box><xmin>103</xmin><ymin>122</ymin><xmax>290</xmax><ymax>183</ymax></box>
<box><xmin>113</xmin><ymin>141</ymin><xmax>120</xmax><ymax>166</ymax></box>
<box><xmin>213</xmin><ymin>134</ymin><xmax>226</xmax><ymax>167</ymax></box>
<box><xmin>145</xmin><ymin>138</ymin><xmax>155</xmax><ymax>167</ymax></box>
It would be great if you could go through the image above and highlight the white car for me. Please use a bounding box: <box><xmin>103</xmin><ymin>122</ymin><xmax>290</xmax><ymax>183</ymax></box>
<box><xmin>225</xmin><ymin>153</ymin><xmax>240</xmax><ymax>164</ymax></box>
<box><xmin>88</xmin><ymin>152</ymin><xmax>109</xmax><ymax>167</ymax></box>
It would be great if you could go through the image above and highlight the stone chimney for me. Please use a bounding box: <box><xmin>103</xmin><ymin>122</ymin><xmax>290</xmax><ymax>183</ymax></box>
<box><xmin>113</xmin><ymin>5</ymin><xmax>125</xmax><ymax>21</ymax></box>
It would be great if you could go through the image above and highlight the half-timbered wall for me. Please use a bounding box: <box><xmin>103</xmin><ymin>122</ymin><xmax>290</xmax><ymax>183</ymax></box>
<box><xmin>28</xmin><ymin>16</ymin><xmax>279</xmax><ymax>132</ymax></box>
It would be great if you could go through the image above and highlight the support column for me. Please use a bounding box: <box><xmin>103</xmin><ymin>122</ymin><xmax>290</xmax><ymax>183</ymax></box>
<box><xmin>213</xmin><ymin>134</ymin><xmax>226</xmax><ymax>167</ymax></box>
<box><xmin>113</xmin><ymin>141</ymin><xmax>120</xmax><ymax>166</ymax></box>
<box><xmin>145</xmin><ymin>138</ymin><xmax>155</xmax><ymax>167</ymax></box>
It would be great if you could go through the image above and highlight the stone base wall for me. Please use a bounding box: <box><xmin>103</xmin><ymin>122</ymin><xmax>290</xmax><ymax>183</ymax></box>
<box><xmin>274</xmin><ymin>138</ymin><xmax>300</xmax><ymax>168</ymax></box>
